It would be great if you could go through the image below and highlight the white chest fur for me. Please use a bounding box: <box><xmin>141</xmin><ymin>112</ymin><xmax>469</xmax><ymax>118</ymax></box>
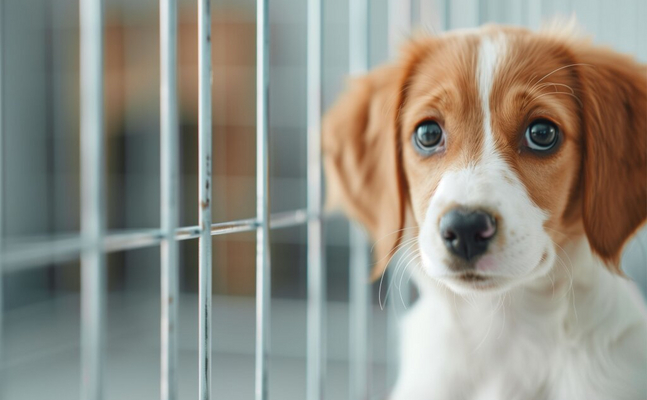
<box><xmin>390</xmin><ymin>241</ymin><xmax>647</xmax><ymax>400</ymax></box>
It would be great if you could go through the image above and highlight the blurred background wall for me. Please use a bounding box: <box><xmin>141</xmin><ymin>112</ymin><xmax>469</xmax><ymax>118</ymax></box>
<box><xmin>0</xmin><ymin>0</ymin><xmax>645</xmax><ymax>399</ymax></box>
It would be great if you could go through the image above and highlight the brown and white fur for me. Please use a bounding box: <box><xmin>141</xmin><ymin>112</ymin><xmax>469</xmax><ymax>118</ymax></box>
<box><xmin>323</xmin><ymin>23</ymin><xmax>647</xmax><ymax>400</ymax></box>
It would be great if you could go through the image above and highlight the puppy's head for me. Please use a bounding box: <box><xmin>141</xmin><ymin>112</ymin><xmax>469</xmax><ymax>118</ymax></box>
<box><xmin>323</xmin><ymin>25</ymin><xmax>646</xmax><ymax>294</ymax></box>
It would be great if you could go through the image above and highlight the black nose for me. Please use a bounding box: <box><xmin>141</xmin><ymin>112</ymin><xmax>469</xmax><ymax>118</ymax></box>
<box><xmin>439</xmin><ymin>208</ymin><xmax>497</xmax><ymax>261</ymax></box>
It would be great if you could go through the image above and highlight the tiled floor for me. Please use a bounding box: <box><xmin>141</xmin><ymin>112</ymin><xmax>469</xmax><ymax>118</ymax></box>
<box><xmin>2</xmin><ymin>292</ymin><xmax>394</xmax><ymax>400</ymax></box>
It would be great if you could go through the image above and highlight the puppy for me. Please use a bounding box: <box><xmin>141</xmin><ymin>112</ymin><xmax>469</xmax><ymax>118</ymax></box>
<box><xmin>323</xmin><ymin>24</ymin><xmax>647</xmax><ymax>400</ymax></box>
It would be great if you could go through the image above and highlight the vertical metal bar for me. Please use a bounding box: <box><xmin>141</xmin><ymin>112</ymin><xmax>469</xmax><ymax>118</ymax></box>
<box><xmin>444</xmin><ymin>0</ymin><xmax>451</xmax><ymax>31</ymax></box>
<box><xmin>527</xmin><ymin>0</ymin><xmax>542</xmax><ymax>29</ymax></box>
<box><xmin>478</xmin><ymin>0</ymin><xmax>485</xmax><ymax>25</ymax></box>
<box><xmin>419</xmin><ymin>0</ymin><xmax>444</xmax><ymax>33</ymax></box>
<box><xmin>446</xmin><ymin>0</ymin><xmax>480</xmax><ymax>28</ymax></box>
<box><xmin>410</xmin><ymin>0</ymin><xmax>417</xmax><ymax>26</ymax></box>
<box><xmin>197</xmin><ymin>0</ymin><xmax>213</xmax><ymax>399</ymax></box>
<box><xmin>349</xmin><ymin>0</ymin><xmax>369</xmax><ymax>75</ymax></box>
<box><xmin>349</xmin><ymin>227</ymin><xmax>370</xmax><ymax>400</ymax></box>
<box><xmin>255</xmin><ymin>0</ymin><xmax>272</xmax><ymax>399</ymax></box>
<box><xmin>348</xmin><ymin>1</ymin><xmax>370</xmax><ymax>399</ymax></box>
<box><xmin>79</xmin><ymin>0</ymin><xmax>105</xmax><ymax>399</ymax></box>
<box><xmin>388</xmin><ymin>0</ymin><xmax>412</xmax><ymax>59</ymax></box>
<box><xmin>0</xmin><ymin>0</ymin><xmax>4</xmax><ymax>397</ymax></box>
<box><xmin>160</xmin><ymin>0</ymin><xmax>179</xmax><ymax>399</ymax></box>
<box><xmin>510</xmin><ymin>0</ymin><xmax>524</xmax><ymax>26</ymax></box>
<box><xmin>306</xmin><ymin>0</ymin><xmax>325</xmax><ymax>399</ymax></box>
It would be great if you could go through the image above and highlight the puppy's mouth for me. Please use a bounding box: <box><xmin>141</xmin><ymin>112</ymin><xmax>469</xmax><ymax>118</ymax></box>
<box><xmin>456</xmin><ymin>271</ymin><xmax>489</xmax><ymax>282</ymax></box>
<box><xmin>437</xmin><ymin>249</ymin><xmax>552</xmax><ymax>293</ymax></box>
<box><xmin>443</xmin><ymin>271</ymin><xmax>500</xmax><ymax>291</ymax></box>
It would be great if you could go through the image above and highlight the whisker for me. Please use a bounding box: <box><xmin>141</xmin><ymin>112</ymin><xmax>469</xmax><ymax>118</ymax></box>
<box><xmin>405</xmin><ymin>258</ymin><xmax>423</xmax><ymax>287</ymax></box>
<box><xmin>535</xmin><ymin>63</ymin><xmax>593</xmax><ymax>85</ymax></box>
<box><xmin>379</xmin><ymin>240</ymin><xmax>418</xmax><ymax>310</ymax></box>
<box><xmin>398</xmin><ymin>255</ymin><xmax>421</xmax><ymax>309</ymax></box>
<box><xmin>387</xmin><ymin>243</ymin><xmax>417</xmax><ymax>299</ymax></box>
<box><xmin>524</xmin><ymin>63</ymin><xmax>593</xmax><ymax>108</ymax></box>
<box><xmin>521</xmin><ymin>73</ymin><xmax>539</xmax><ymax>97</ymax></box>
<box><xmin>533</xmin><ymin>91</ymin><xmax>583</xmax><ymax>107</ymax></box>
<box><xmin>375</xmin><ymin>237</ymin><xmax>420</xmax><ymax>302</ymax></box>
<box><xmin>526</xmin><ymin>81</ymin><xmax>576</xmax><ymax>99</ymax></box>
<box><xmin>374</xmin><ymin>236</ymin><xmax>418</xmax><ymax>266</ymax></box>
<box><xmin>544</xmin><ymin>82</ymin><xmax>575</xmax><ymax>94</ymax></box>
<box><xmin>371</xmin><ymin>226</ymin><xmax>419</xmax><ymax>254</ymax></box>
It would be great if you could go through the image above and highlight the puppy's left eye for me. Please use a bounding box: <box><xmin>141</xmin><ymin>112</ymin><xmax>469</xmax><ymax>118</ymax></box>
<box><xmin>413</xmin><ymin>121</ymin><xmax>445</xmax><ymax>155</ymax></box>
<box><xmin>525</xmin><ymin>119</ymin><xmax>559</xmax><ymax>151</ymax></box>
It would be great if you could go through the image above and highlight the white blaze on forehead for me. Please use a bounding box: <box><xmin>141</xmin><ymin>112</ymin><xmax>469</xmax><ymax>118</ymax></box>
<box><xmin>477</xmin><ymin>35</ymin><xmax>507</xmax><ymax>155</ymax></box>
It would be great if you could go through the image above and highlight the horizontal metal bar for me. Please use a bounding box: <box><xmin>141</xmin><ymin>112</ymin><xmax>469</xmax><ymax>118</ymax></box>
<box><xmin>179</xmin><ymin>209</ymin><xmax>308</xmax><ymax>240</ymax></box>
<box><xmin>105</xmin><ymin>229</ymin><xmax>163</xmax><ymax>252</ymax></box>
<box><xmin>1</xmin><ymin>209</ymin><xmax>310</xmax><ymax>272</ymax></box>
<box><xmin>1</xmin><ymin>231</ymin><xmax>161</xmax><ymax>273</ymax></box>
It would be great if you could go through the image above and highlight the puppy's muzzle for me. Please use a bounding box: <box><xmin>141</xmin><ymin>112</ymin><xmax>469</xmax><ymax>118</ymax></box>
<box><xmin>439</xmin><ymin>208</ymin><xmax>497</xmax><ymax>263</ymax></box>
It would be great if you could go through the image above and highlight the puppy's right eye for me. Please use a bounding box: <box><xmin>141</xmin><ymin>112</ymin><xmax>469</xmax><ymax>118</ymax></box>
<box><xmin>524</xmin><ymin>119</ymin><xmax>559</xmax><ymax>152</ymax></box>
<box><xmin>413</xmin><ymin>121</ymin><xmax>444</xmax><ymax>155</ymax></box>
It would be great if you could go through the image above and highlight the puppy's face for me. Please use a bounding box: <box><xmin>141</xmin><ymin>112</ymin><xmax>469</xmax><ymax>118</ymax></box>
<box><xmin>323</xmin><ymin>25</ymin><xmax>646</xmax><ymax>294</ymax></box>
<box><xmin>402</xmin><ymin>30</ymin><xmax>582</xmax><ymax>293</ymax></box>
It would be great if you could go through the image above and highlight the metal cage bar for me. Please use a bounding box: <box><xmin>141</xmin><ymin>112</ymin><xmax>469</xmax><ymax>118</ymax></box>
<box><xmin>349</xmin><ymin>225</ymin><xmax>370</xmax><ymax>400</ymax></box>
<box><xmin>527</xmin><ymin>0</ymin><xmax>542</xmax><ymax>29</ymax></box>
<box><xmin>0</xmin><ymin>1</ymin><xmax>395</xmax><ymax>399</ymax></box>
<box><xmin>198</xmin><ymin>0</ymin><xmax>213</xmax><ymax>398</ymax></box>
<box><xmin>348</xmin><ymin>0</ymin><xmax>371</xmax><ymax>398</ymax></box>
<box><xmin>79</xmin><ymin>0</ymin><xmax>106</xmax><ymax>399</ymax></box>
<box><xmin>255</xmin><ymin>0</ymin><xmax>272</xmax><ymax>399</ymax></box>
<box><xmin>0</xmin><ymin>0</ymin><xmax>4</xmax><ymax>397</ymax></box>
<box><xmin>306</xmin><ymin>0</ymin><xmax>326</xmax><ymax>399</ymax></box>
<box><xmin>160</xmin><ymin>0</ymin><xmax>180</xmax><ymax>399</ymax></box>
<box><xmin>388</xmin><ymin>0</ymin><xmax>412</xmax><ymax>60</ymax></box>
<box><xmin>1</xmin><ymin>209</ymin><xmax>308</xmax><ymax>273</ymax></box>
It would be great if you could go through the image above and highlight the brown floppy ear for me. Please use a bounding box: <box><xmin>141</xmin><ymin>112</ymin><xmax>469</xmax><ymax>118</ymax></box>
<box><xmin>322</xmin><ymin>65</ymin><xmax>407</xmax><ymax>280</ymax></box>
<box><xmin>576</xmin><ymin>44</ymin><xmax>647</xmax><ymax>271</ymax></box>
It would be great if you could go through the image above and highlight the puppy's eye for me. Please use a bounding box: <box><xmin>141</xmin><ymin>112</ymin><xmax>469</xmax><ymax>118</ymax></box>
<box><xmin>525</xmin><ymin>119</ymin><xmax>559</xmax><ymax>151</ymax></box>
<box><xmin>413</xmin><ymin>121</ymin><xmax>444</xmax><ymax>155</ymax></box>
